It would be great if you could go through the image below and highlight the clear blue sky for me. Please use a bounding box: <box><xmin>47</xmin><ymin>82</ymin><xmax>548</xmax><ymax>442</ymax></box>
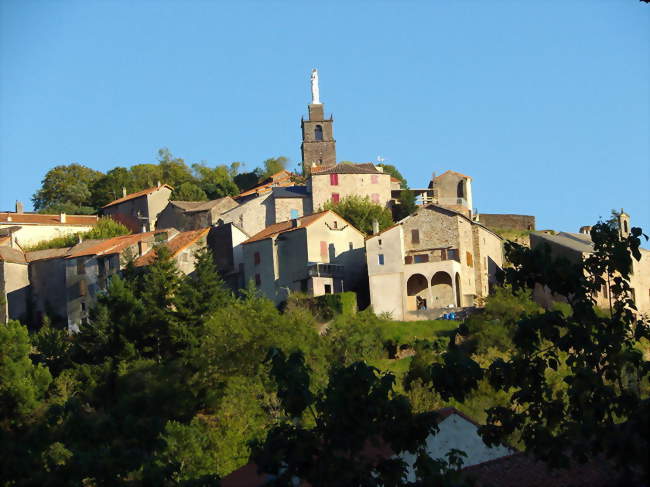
<box><xmin>1</xmin><ymin>1</ymin><xmax>648</xmax><ymax>232</ymax></box>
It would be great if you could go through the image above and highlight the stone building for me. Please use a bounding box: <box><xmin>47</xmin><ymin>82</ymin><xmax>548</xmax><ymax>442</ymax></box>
<box><xmin>101</xmin><ymin>184</ymin><xmax>173</xmax><ymax>232</ymax></box>
<box><xmin>301</xmin><ymin>101</ymin><xmax>336</xmax><ymax>173</ymax></box>
<box><xmin>0</xmin><ymin>245</ymin><xmax>29</xmax><ymax>323</ymax></box>
<box><xmin>241</xmin><ymin>210</ymin><xmax>366</xmax><ymax>305</ymax></box>
<box><xmin>409</xmin><ymin>171</ymin><xmax>474</xmax><ymax>218</ymax></box>
<box><xmin>156</xmin><ymin>196</ymin><xmax>238</xmax><ymax>231</ymax></box>
<box><xmin>1</xmin><ymin>201</ymin><xmax>98</xmax><ymax>249</ymax></box>
<box><xmin>310</xmin><ymin>162</ymin><xmax>393</xmax><ymax>211</ymax></box>
<box><xmin>366</xmin><ymin>204</ymin><xmax>503</xmax><ymax>321</ymax></box>
<box><xmin>207</xmin><ymin>223</ymin><xmax>250</xmax><ymax>291</ymax></box>
<box><xmin>529</xmin><ymin>211</ymin><xmax>650</xmax><ymax>315</ymax></box>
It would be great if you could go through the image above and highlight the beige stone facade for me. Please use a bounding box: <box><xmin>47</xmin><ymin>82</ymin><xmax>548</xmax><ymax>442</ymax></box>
<box><xmin>242</xmin><ymin>211</ymin><xmax>366</xmax><ymax>304</ymax></box>
<box><xmin>366</xmin><ymin>205</ymin><xmax>503</xmax><ymax>321</ymax></box>
<box><xmin>156</xmin><ymin>197</ymin><xmax>239</xmax><ymax>231</ymax></box>
<box><xmin>310</xmin><ymin>163</ymin><xmax>392</xmax><ymax>211</ymax></box>
<box><xmin>1</xmin><ymin>210</ymin><xmax>98</xmax><ymax>249</ymax></box>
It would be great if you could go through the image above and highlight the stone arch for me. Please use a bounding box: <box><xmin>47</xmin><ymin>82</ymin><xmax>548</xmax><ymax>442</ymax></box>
<box><xmin>431</xmin><ymin>271</ymin><xmax>454</xmax><ymax>307</ymax></box>
<box><xmin>315</xmin><ymin>125</ymin><xmax>323</xmax><ymax>141</ymax></box>
<box><xmin>406</xmin><ymin>273</ymin><xmax>428</xmax><ymax>311</ymax></box>
<box><xmin>455</xmin><ymin>272</ymin><xmax>461</xmax><ymax>307</ymax></box>
<box><xmin>457</xmin><ymin>180</ymin><xmax>465</xmax><ymax>198</ymax></box>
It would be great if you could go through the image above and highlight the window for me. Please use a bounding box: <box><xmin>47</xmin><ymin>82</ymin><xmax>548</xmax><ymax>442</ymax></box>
<box><xmin>378</xmin><ymin>254</ymin><xmax>385</xmax><ymax>265</ymax></box>
<box><xmin>320</xmin><ymin>241</ymin><xmax>328</xmax><ymax>258</ymax></box>
<box><xmin>414</xmin><ymin>254</ymin><xmax>429</xmax><ymax>263</ymax></box>
<box><xmin>466</xmin><ymin>252</ymin><xmax>473</xmax><ymax>267</ymax></box>
<box><xmin>290</xmin><ymin>209</ymin><xmax>299</xmax><ymax>219</ymax></box>
<box><xmin>79</xmin><ymin>280</ymin><xmax>87</xmax><ymax>297</ymax></box>
<box><xmin>371</xmin><ymin>193</ymin><xmax>380</xmax><ymax>204</ymax></box>
<box><xmin>411</xmin><ymin>229</ymin><xmax>420</xmax><ymax>244</ymax></box>
<box><xmin>81</xmin><ymin>302</ymin><xmax>86</xmax><ymax>312</ymax></box>
<box><xmin>371</xmin><ymin>175</ymin><xmax>379</xmax><ymax>184</ymax></box>
<box><xmin>255</xmin><ymin>273</ymin><xmax>261</xmax><ymax>286</ymax></box>
<box><xmin>254</xmin><ymin>252</ymin><xmax>261</xmax><ymax>265</ymax></box>
<box><xmin>315</xmin><ymin>124</ymin><xmax>323</xmax><ymax>141</ymax></box>
<box><xmin>333</xmin><ymin>221</ymin><xmax>338</xmax><ymax>229</ymax></box>
<box><xmin>378</xmin><ymin>239</ymin><xmax>382</xmax><ymax>246</ymax></box>
<box><xmin>331</xmin><ymin>193</ymin><xmax>340</xmax><ymax>204</ymax></box>
<box><xmin>405</xmin><ymin>255</ymin><xmax>413</xmax><ymax>264</ymax></box>
<box><xmin>76</xmin><ymin>258</ymin><xmax>86</xmax><ymax>275</ymax></box>
<box><xmin>330</xmin><ymin>173</ymin><xmax>339</xmax><ymax>185</ymax></box>
<box><xmin>349</xmin><ymin>242</ymin><xmax>353</xmax><ymax>250</ymax></box>
<box><xmin>457</xmin><ymin>180</ymin><xmax>465</xmax><ymax>198</ymax></box>
<box><xmin>324</xmin><ymin>284</ymin><xmax>332</xmax><ymax>294</ymax></box>
<box><xmin>448</xmin><ymin>249</ymin><xmax>459</xmax><ymax>261</ymax></box>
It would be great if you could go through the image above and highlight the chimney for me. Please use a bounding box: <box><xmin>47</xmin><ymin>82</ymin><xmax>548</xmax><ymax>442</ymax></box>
<box><xmin>6</xmin><ymin>215</ymin><xmax>12</xmax><ymax>222</ymax></box>
<box><xmin>60</xmin><ymin>213</ymin><xmax>67</xmax><ymax>223</ymax></box>
<box><xmin>292</xmin><ymin>218</ymin><xmax>301</xmax><ymax>228</ymax></box>
<box><xmin>15</xmin><ymin>201</ymin><xmax>24</xmax><ymax>213</ymax></box>
<box><xmin>376</xmin><ymin>166</ymin><xmax>383</xmax><ymax>173</ymax></box>
<box><xmin>372</xmin><ymin>219</ymin><xmax>379</xmax><ymax>235</ymax></box>
<box><xmin>157</xmin><ymin>180</ymin><xmax>161</xmax><ymax>187</ymax></box>
<box><xmin>122</xmin><ymin>187</ymin><xmax>127</xmax><ymax>197</ymax></box>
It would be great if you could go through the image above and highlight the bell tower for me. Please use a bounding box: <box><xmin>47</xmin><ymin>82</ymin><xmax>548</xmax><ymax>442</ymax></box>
<box><xmin>301</xmin><ymin>69</ymin><xmax>336</xmax><ymax>174</ymax></box>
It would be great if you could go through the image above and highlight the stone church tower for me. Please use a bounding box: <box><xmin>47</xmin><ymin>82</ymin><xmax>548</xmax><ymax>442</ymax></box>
<box><xmin>301</xmin><ymin>69</ymin><xmax>336</xmax><ymax>174</ymax></box>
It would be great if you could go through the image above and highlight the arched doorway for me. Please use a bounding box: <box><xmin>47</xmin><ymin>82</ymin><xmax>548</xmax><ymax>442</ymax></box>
<box><xmin>406</xmin><ymin>274</ymin><xmax>428</xmax><ymax>311</ymax></box>
<box><xmin>455</xmin><ymin>273</ymin><xmax>461</xmax><ymax>307</ymax></box>
<box><xmin>431</xmin><ymin>272</ymin><xmax>454</xmax><ymax>307</ymax></box>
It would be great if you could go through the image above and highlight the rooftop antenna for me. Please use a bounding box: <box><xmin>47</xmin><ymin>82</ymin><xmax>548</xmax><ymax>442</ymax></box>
<box><xmin>377</xmin><ymin>156</ymin><xmax>385</xmax><ymax>164</ymax></box>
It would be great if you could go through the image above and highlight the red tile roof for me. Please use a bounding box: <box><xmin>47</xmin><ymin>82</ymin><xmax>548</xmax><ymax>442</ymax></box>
<box><xmin>65</xmin><ymin>232</ymin><xmax>158</xmax><ymax>259</ymax></box>
<box><xmin>435</xmin><ymin>169</ymin><xmax>472</xmax><ymax>180</ymax></box>
<box><xmin>311</xmin><ymin>162</ymin><xmax>381</xmax><ymax>175</ymax></box>
<box><xmin>0</xmin><ymin>212</ymin><xmax>98</xmax><ymax>226</ymax></box>
<box><xmin>241</xmin><ymin>211</ymin><xmax>332</xmax><ymax>244</ymax></box>
<box><xmin>101</xmin><ymin>184</ymin><xmax>173</xmax><ymax>208</ymax></box>
<box><xmin>235</xmin><ymin>176</ymin><xmax>296</xmax><ymax>200</ymax></box>
<box><xmin>134</xmin><ymin>228</ymin><xmax>209</xmax><ymax>266</ymax></box>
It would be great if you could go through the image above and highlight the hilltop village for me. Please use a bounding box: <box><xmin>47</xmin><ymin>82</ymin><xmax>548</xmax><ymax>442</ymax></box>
<box><xmin>1</xmin><ymin>71</ymin><xmax>649</xmax><ymax>328</ymax></box>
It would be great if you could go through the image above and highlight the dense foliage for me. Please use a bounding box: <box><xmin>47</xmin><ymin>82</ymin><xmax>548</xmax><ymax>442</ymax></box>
<box><xmin>32</xmin><ymin>149</ymin><xmax>291</xmax><ymax>214</ymax></box>
<box><xmin>2</xmin><ymin>216</ymin><xmax>647</xmax><ymax>485</ymax></box>
<box><xmin>322</xmin><ymin>195</ymin><xmax>394</xmax><ymax>235</ymax></box>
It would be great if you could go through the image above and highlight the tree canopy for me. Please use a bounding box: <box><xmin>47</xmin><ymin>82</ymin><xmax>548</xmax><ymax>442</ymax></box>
<box><xmin>322</xmin><ymin>195</ymin><xmax>394</xmax><ymax>235</ymax></box>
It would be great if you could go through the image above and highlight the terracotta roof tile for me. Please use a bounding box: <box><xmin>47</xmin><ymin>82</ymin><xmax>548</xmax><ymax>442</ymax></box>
<box><xmin>25</xmin><ymin>247</ymin><xmax>74</xmax><ymax>262</ymax></box>
<box><xmin>311</xmin><ymin>162</ymin><xmax>382</xmax><ymax>175</ymax></box>
<box><xmin>134</xmin><ymin>228</ymin><xmax>209</xmax><ymax>267</ymax></box>
<box><xmin>242</xmin><ymin>211</ymin><xmax>331</xmax><ymax>244</ymax></box>
<box><xmin>0</xmin><ymin>213</ymin><xmax>98</xmax><ymax>226</ymax></box>
<box><xmin>435</xmin><ymin>169</ymin><xmax>472</xmax><ymax>180</ymax></box>
<box><xmin>0</xmin><ymin>246</ymin><xmax>26</xmax><ymax>264</ymax></box>
<box><xmin>171</xmin><ymin>197</ymin><xmax>238</xmax><ymax>213</ymax></box>
<box><xmin>235</xmin><ymin>178</ymin><xmax>296</xmax><ymax>199</ymax></box>
<box><xmin>65</xmin><ymin>232</ymin><xmax>157</xmax><ymax>259</ymax></box>
<box><xmin>101</xmin><ymin>184</ymin><xmax>173</xmax><ymax>208</ymax></box>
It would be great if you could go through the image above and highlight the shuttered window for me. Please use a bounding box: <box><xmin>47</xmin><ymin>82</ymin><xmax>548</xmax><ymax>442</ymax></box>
<box><xmin>330</xmin><ymin>173</ymin><xmax>339</xmax><ymax>185</ymax></box>
<box><xmin>320</xmin><ymin>241</ymin><xmax>328</xmax><ymax>258</ymax></box>
<box><xmin>411</xmin><ymin>229</ymin><xmax>420</xmax><ymax>244</ymax></box>
<box><xmin>331</xmin><ymin>193</ymin><xmax>340</xmax><ymax>203</ymax></box>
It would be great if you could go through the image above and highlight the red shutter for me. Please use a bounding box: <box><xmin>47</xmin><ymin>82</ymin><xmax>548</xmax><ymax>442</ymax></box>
<box><xmin>320</xmin><ymin>241</ymin><xmax>328</xmax><ymax>258</ymax></box>
<box><xmin>372</xmin><ymin>193</ymin><xmax>380</xmax><ymax>204</ymax></box>
<box><xmin>331</xmin><ymin>193</ymin><xmax>340</xmax><ymax>203</ymax></box>
<box><xmin>330</xmin><ymin>173</ymin><xmax>339</xmax><ymax>185</ymax></box>
<box><xmin>371</xmin><ymin>175</ymin><xmax>378</xmax><ymax>184</ymax></box>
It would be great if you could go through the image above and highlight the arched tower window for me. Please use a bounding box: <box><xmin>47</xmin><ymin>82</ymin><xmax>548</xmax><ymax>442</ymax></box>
<box><xmin>315</xmin><ymin>125</ymin><xmax>323</xmax><ymax>141</ymax></box>
<box><xmin>457</xmin><ymin>180</ymin><xmax>465</xmax><ymax>198</ymax></box>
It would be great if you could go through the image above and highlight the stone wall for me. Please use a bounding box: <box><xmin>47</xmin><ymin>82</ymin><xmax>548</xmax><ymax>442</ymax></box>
<box><xmin>274</xmin><ymin>197</ymin><xmax>313</xmax><ymax>223</ymax></box>
<box><xmin>478</xmin><ymin>213</ymin><xmax>536</xmax><ymax>231</ymax></box>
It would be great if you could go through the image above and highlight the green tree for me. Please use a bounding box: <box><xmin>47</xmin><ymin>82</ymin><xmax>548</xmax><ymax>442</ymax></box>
<box><xmin>234</xmin><ymin>170</ymin><xmax>262</xmax><ymax>192</ymax></box>
<box><xmin>158</xmin><ymin>148</ymin><xmax>195</xmax><ymax>188</ymax></box>
<box><xmin>0</xmin><ymin>320</ymin><xmax>52</xmax><ymax>424</ymax></box>
<box><xmin>260</xmin><ymin>156</ymin><xmax>289</xmax><ymax>179</ymax></box>
<box><xmin>394</xmin><ymin>189</ymin><xmax>418</xmax><ymax>220</ymax></box>
<box><xmin>322</xmin><ymin>195</ymin><xmax>394</xmax><ymax>234</ymax></box>
<box><xmin>90</xmin><ymin>167</ymin><xmax>135</xmax><ymax>207</ymax></box>
<box><xmin>175</xmin><ymin>247</ymin><xmax>233</xmax><ymax>349</ymax></box>
<box><xmin>32</xmin><ymin>163</ymin><xmax>103</xmax><ymax>213</ymax></box>
<box><xmin>130</xmin><ymin>163</ymin><xmax>163</xmax><ymax>189</ymax></box>
<box><xmin>378</xmin><ymin>163</ymin><xmax>408</xmax><ymax>188</ymax></box>
<box><xmin>173</xmin><ymin>182</ymin><xmax>208</xmax><ymax>201</ymax></box>
<box><xmin>425</xmin><ymin>219</ymin><xmax>650</xmax><ymax>479</ymax></box>
<box><xmin>191</xmin><ymin>163</ymin><xmax>239</xmax><ymax>199</ymax></box>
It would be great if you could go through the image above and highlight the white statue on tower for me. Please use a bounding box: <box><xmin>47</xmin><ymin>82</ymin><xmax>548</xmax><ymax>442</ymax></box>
<box><xmin>311</xmin><ymin>68</ymin><xmax>321</xmax><ymax>105</ymax></box>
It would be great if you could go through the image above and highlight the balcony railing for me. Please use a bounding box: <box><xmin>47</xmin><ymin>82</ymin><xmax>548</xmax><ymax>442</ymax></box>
<box><xmin>307</xmin><ymin>262</ymin><xmax>345</xmax><ymax>277</ymax></box>
<box><xmin>404</xmin><ymin>249</ymin><xmax>460</xmax><ymax>265</ymax></box>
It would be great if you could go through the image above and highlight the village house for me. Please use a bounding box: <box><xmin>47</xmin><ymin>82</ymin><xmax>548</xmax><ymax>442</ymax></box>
<box><xmin>309</xmin><ymin>162</ymin><xmax>393</xmax><ymax>211</ymax></box>
<box><xmin>241</xmin><ymin>210</ymin><xmax>366</xmax><ymax>304</ymax></box>
<box><xmin>529</xmin><ymin>211</ymin><xmax>650</xmax><ymax>315</ymax></box>
<box><xmin>101</xmin><ymin>184</ymin><xmax>173</xmax><ymax>232</ymax></box>
<box><xmin>366</xmin><ymin>204</ymin><xmax>503</xmax><ymax>321</ymax></box>
<box><xmin>156</xmin><ymin>196</ymin><xmax>238</xmax><ymax>231</ymax></box>
<box><xmin>0</xmin><ymin>201</ymin><xmax>98</xmax><ymax>249</ymax></box>
<box><xmin>207</xmin><ymin>222</ymin><xmax>250</xmax><ymax>291</ymax></box>
<box><xmin>0</xmin><ymin>244</ymin><xmax>29</xmax><ymax>323</ymax></box>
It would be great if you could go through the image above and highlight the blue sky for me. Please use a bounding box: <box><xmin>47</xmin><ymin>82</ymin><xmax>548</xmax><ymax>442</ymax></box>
<box><xmin>1</xmin><ymin>1</ymin><xmax>648</xmax><ymax>232</ymax></box>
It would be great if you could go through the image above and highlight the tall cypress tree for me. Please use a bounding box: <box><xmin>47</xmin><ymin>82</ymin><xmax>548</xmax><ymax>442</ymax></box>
<box><xmin>174</xmin><ymin>247</ymin><xmax>232</xmax><ymax>350</ymax></box>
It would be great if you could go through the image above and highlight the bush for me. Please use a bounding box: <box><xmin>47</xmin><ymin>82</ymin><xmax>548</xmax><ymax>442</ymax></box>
<box><xmin>285</xmin><ymin>292</ymin><xmax>357</xmax><ymax>321</ymax></box>
<box><xmin>322</xmin><ymin>195</ymin><xmax>393</xmax><ymax>235</ymax></box>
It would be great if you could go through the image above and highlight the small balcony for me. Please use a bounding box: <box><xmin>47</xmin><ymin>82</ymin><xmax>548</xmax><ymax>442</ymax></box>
<box><xmin>307</xmin><ymin>262</ymin><xmax>345</xmax><ymax>278</ymax></box>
